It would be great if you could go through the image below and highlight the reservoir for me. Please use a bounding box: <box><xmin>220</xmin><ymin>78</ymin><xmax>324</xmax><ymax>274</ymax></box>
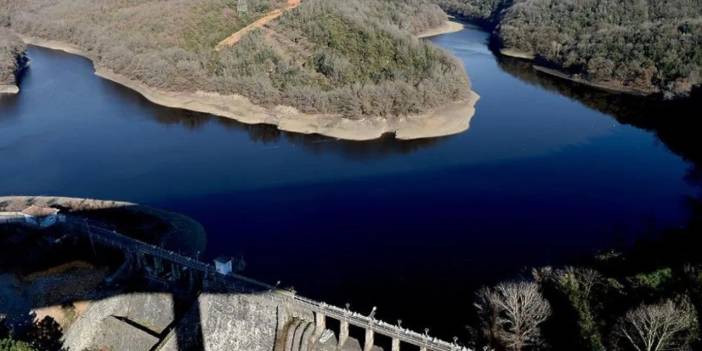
<box><xmin>1</xmin><ymin>24</ymin><xmax>700</xmax><ymax>340</ymax></box>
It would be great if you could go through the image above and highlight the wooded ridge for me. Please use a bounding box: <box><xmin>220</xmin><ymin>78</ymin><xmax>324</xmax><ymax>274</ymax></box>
<box><xmin>435</xmin><ymin>0</ymin><xmax>702</xmax><ymax>98</ymax></box>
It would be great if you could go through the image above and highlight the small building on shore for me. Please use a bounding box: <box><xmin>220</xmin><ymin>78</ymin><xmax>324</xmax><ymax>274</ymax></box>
<box><xmin>214</xmin><ymin>257</ymin><xmax>233</xmax><ymax>275</ymax></box>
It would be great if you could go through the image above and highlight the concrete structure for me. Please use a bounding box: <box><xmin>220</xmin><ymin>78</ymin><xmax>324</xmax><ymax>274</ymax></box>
<box><xmin>63</xmin><ymin>216</ymin><xmax>470</xmax><ymax>351</ymax></box>
<box><xmin>62</xmin><ymin>293</ymin><xmax>175</xmax><ymax>351</ymax></box>
<box><xmin>214</xmin><ymin>257</ymin><xmax>233</xmax><ymax>275</ymax></box>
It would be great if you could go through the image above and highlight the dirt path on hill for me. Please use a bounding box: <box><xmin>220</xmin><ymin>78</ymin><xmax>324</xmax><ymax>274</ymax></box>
<box><xmin>215</xmin><ymin>0</ymin><xmax>301</xmax><ymax>50</ymax></box>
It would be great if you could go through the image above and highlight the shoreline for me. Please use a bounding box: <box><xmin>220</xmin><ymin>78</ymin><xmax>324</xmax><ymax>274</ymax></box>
<box><xmin>0</xmin><ymin>195</ymin><xmax>206</xmax><ymax>255</ymax></box>
<box><xmin>500</xmin><ymin>48</ymin><xmax>536</xmax><ymax>60</ymax></box>
<box><xmin>497</xmin><ymin>47</ymin><xmax>656</xmax><ymax>97</ymax></box>
<box><xmin>492</xmin><ymin>38</ymin><xmax>657</xmax><ymax>97</ymax></box>
<box><xmin>533</xmin><ymin>65</ymin><xmax>653</xmax><ymax>96</ymax></box>
<box><xmin>19</xmin><ymin>35</ymin><xmax>479</xmax><ymax>141</ymax></box>
<box><xmin>417</xmin><ymin>19</ymin><xmax>465</xmax><ymax>39</ymax></box>
<box><xmin>0</xmin><ymin>84</ymin><xmax>19</xmax><ymax>94</ymax></box>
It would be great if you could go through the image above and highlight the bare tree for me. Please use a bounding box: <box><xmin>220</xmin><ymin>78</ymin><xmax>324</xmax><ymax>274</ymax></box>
<box><xmin>567</xmin><ymin>267</ymin><xmax>601</xmax><ymax>298</ymax></box>
<box><xmin>475</xmin><ymin>282</ymin><xmax>551</xmax><ymax>351</ymax></box>
<box><xmin>615</xmin><ymin>298</ymin><xmax>698</xmax><ymax>351</ymax></box>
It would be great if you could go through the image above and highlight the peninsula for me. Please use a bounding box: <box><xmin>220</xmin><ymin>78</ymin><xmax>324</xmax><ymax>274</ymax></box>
<box><xmin>1</xmin><ymin>0</ymin><xmax>479</xmax><ymax>140</ymax></box>
<box><xmin>0</xmin><ymin>29</ymin><xmax>25</xmax><ymax>94</ymax></box>
<box><xmin>436</xmin><ymin>0</ymin><xmax>702</xmax><ymax>98</ymax></box>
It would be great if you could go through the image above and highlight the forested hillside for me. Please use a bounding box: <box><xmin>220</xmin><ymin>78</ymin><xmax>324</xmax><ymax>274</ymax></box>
<box><xmin>436</xmin><ymin>0</ymin><xmax>702</xmax><ymax>98</ymax></box>
<box><xmin>1</xmin><ymin>0</ymin><xmax>471</xmax><ymax>118</ymax></box>
<box><xmin>0</xmin><ymin>29</ymin><xmax>25</xmax><ymax>88</ymax></box>
<box><xmin>434</xmin><ymin>0</ymin><xmax>510</xmax><ymax>25</ymax></box>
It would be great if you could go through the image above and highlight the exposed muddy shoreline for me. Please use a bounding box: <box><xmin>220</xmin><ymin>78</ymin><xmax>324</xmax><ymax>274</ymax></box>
<box><xmin>0</xmin><ymin>84</ymin><xmax>19</xmax><ymax>94</ymax></box>
<box><xmin>417</xmin><ymin>19</ymin><xmax>465</xmax><ymax>39</ymax></box>
<box><xmin>532</xmin><ymin>65</ymin><xmax>653</xmax><ymax>96</ymax></box>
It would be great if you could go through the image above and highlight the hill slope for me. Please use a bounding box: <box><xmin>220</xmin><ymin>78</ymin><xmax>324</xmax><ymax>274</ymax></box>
<box><xmin>436</xmin><ymin>0</ymin><xmax>702</xmax><ymax>98</ymax></box>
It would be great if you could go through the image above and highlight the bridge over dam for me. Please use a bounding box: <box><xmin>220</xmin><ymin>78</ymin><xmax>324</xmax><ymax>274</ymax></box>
<box><xmin>57</xmin><ymin>215</ymin><xmax>470</xmax><ymax>351</ymax></box>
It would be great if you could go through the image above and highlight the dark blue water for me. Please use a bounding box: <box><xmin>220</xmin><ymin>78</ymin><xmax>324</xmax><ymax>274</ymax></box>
<box><xmin>1</xmin><ymin>25</ymin><xmax>698</xmax><ymax>339</ymax></box>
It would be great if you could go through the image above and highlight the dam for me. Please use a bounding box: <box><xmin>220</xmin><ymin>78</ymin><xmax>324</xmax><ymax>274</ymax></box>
<box><xmin>52</xmin><ymin>215</ymin><xmax>470</xmax><ymax>351</ymax></box>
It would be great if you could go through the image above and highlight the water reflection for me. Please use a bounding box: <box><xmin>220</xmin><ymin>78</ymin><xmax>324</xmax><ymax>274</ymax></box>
<box><xmin>89</xmin><ymin>70</ymin><xmax>447</xmax><ymax>160</ymax></box>
<box><xmin>0</xmin><ymin>92</ymin><xmax>21</xmax><ymax>124</ymax></box>
<box><xmin>496</xmin><ymin>57</ymin><xmax>702</xmax><ymax>165</ymax></box>
<box><xmin>496</xmin><ymin>56</ymin><xmax>702</xmax><ymax>249</ymax></box>
<box><xmin>136</xmin><ymin>104</ymin><xmax>446</xmax><ymax>160</ymax></box>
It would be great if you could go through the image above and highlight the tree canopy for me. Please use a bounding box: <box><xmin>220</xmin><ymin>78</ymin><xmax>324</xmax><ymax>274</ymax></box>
<box><xmin>436</xmin><ymin>0</ymin><xmax>702</xmax><ymax>98</ymax></box>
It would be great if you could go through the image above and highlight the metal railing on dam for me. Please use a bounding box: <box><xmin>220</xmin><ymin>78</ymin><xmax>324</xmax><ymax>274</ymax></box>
<box><xmin>64</xmin><ymin>216</ymin><xmax>471</xmax><ymax>351</ymax></box>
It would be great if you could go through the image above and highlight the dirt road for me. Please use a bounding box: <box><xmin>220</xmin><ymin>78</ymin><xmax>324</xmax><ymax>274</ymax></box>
<box><xmin>215</xmin><ymin>0</ymin><xmax>301</xmax><ymax>50</ymax></box>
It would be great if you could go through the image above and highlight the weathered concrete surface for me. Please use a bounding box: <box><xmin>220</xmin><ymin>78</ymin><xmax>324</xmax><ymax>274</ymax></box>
<box><xmin>63</xmin><ymin>293</ymin><xmax>175</xmax><ymax>350</ymax></box>
<box><xmin>88</xmin><ymin>316</ymin><xmax>160</xmax><ymax>351</ymax></box>
<box><xmin>157</xmin><ymin>291</ymin><xmax>384</xmax><ymax>351</ymax></box>
<box><xmin>111</xmin><ymin>293</ymin><xmax>175</xmax><ymax>334</ymax></box>
<box><xmin>161</xmin><ymin>292</ymin><xmax>286</xmax><ymax>351</ymax></box>
<box><xmin>314</xmin><ymin>331</ymin><xmax>339</xmax><ymax>351</ymax></box>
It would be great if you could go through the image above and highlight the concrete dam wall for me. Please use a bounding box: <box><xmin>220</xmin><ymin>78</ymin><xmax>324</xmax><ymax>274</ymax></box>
<box><xmin>62</xmin><ymin>289</ymin><xmax>372</xmax><ymax>351</ymax></box>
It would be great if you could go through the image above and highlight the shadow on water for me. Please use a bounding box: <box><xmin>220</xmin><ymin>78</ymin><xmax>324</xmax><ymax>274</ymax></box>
<box><xmin>0</xmin><ymin>93</ymin><xmax>21</xmax><ymax>124</ymax></box>
<box><xmin>0</xmin><ymin>207</ymin><xmax>426</xmax><ymax>351</ymax></box>
<box><xmin>495</xmin><ymin>57</ymin><xmax>702</xmax><ymax>166</ymax></box>
<box><xmin>495</xmin><ymin>56</ymin><xmax>702</xmax><ymax>239</ymax></box>
<box><xmin>86</xmin><ymin>59</ymin><xmax>447</xmax><ymax>161</ymax></box>
<box><xmin>147</xmin><ymin>107</ymin><xmax>448</xmax><ymax>161</ymax></box>
<box><xmin>1</xmin><ymin>45</ymin><xmax>447</xmax><ymax>164</ymax></box>
<box><xmin>148</xmin><ymin>110</ymin><xmax>447</xmax><ymax>162</ymax></box>
<box><xmin>0</xmin><ymin>205</ymin><xmax>277</xmax><ymax>351</ymax></box>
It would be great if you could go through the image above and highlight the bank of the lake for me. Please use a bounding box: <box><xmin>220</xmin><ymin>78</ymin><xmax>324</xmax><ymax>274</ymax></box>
<box><xmin>499</xmin><ymin>48</ymin><xmax>536</xmax><ymax>61</ymax></box>
<box><xmin>17</xmin><ymin>35</ymin><xmax>477</xmax><ymax>141</ymax></box>
<box><xmin>498</xmin><ymin>46</ymin><xmax>656</xmax><ymax>95</ymax></box>
<box><xmin>0</xmin><ymin>84</ymin><xmax>19</xmax><ymax>94</ymax></box>
<box><xmin>533</xmin><ymin>65</ymin><xmax>653</xmax><ymax>96</ymax></box>
<box><xmin>417</xmin><ymin>19</ymin><xmax>465</xmax><ymax>39</ymax></box>
<box><xmin>0</xmin><ymin>196</ymin><xmax>206</xmax><ymax>255</ymax></box>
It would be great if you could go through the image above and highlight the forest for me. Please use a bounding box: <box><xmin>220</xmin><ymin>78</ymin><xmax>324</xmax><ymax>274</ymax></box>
<box><xmin>0</xmin><ymin>29</ymin><xmax>25</xmax><ymax>88</ymax></box>
<box><xmin>435</xmin><ymin>0</ymin><xmax>702</xmax><ymax>98</ymax></box>
<box><xmin>1</xmin><ymin>0</ymin><xmax>470</xmax><ymax>118</ymax></box>
<box><xmin>434</xmin><ymin>0</ymin><xmax>510</xmax><ymax>25</ymax></box>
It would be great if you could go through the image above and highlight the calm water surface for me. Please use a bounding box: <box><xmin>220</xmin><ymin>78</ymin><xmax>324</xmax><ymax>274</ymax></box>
<box><xmin>1</xmin><ymin>25</ymin><xmax>699</xmax><ymax>339</ymax></box>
